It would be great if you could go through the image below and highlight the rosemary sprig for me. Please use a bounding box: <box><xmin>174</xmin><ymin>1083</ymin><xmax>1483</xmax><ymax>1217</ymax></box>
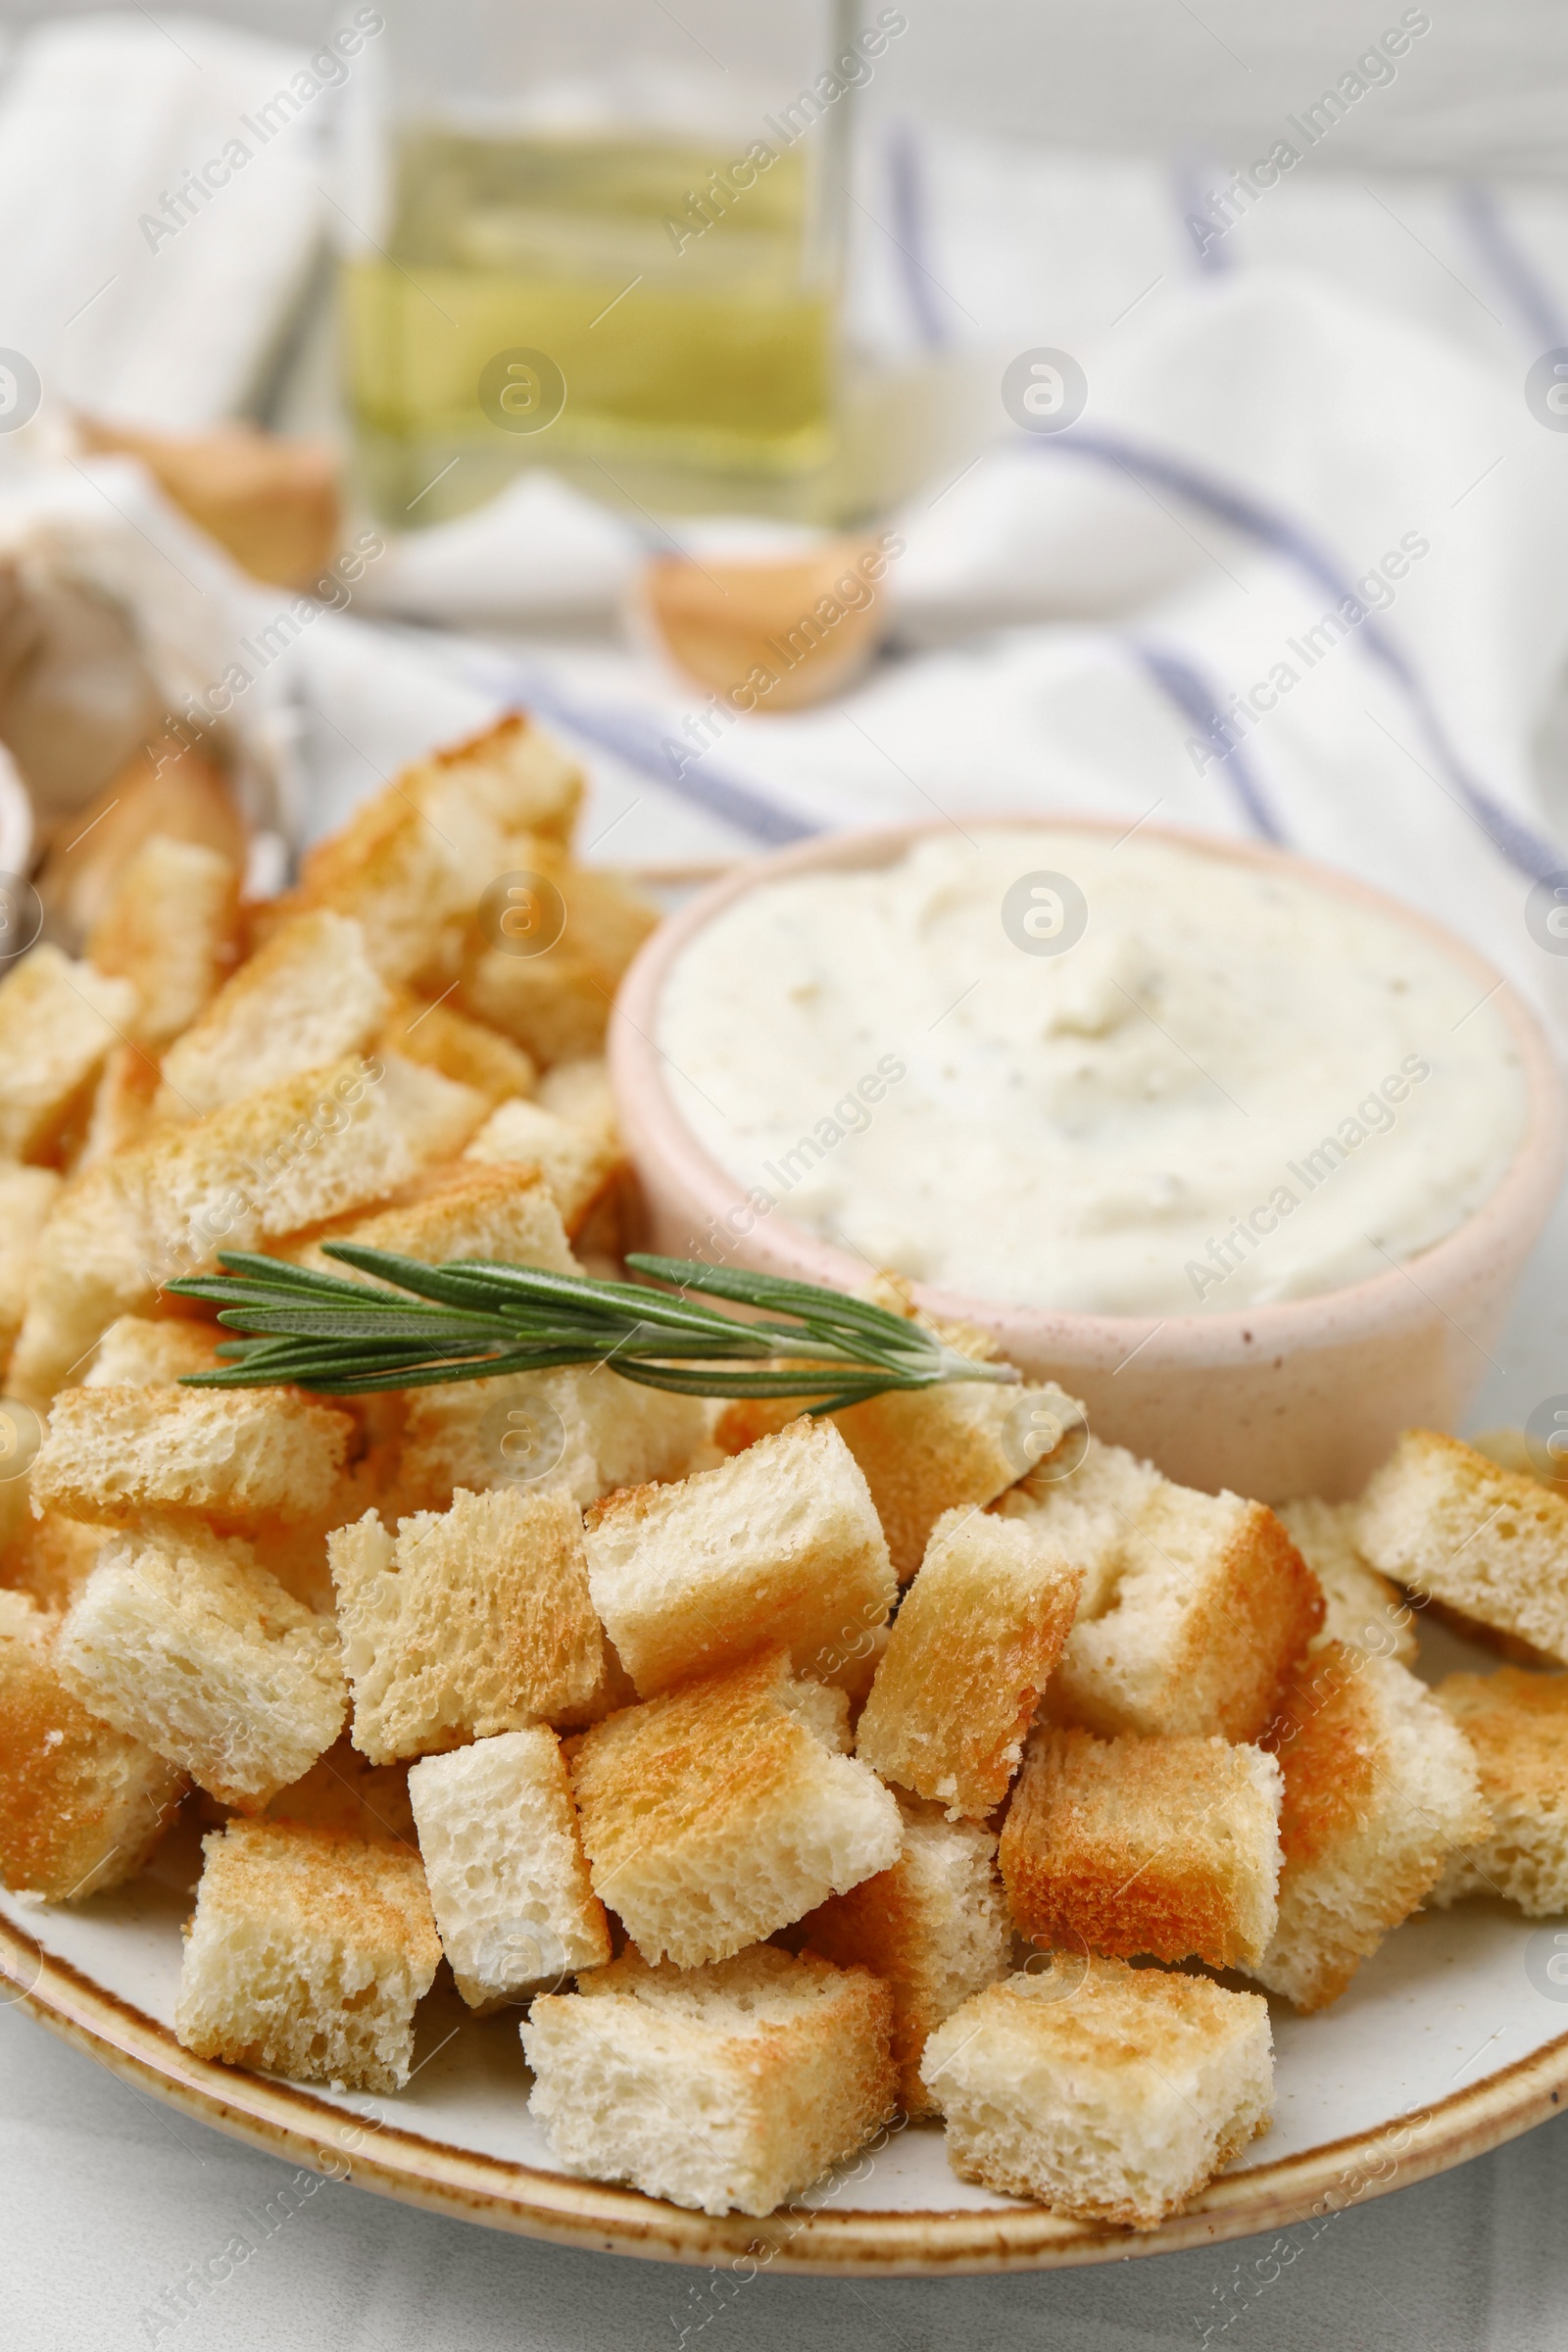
<box><xmin>166</xmin><ymin>1249</ymin><xmax>1016</xmax><ymax>1407</ymax></box>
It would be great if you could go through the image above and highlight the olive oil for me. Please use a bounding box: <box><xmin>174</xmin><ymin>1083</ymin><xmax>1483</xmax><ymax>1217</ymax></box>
<box><xmin>344</xmin><ymin>129</ymin><xmax>839</xmax><ymax>521</ymax></box>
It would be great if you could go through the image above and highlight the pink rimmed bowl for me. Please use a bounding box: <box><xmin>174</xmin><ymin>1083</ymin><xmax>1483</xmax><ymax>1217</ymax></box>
<box><xmin>610</xmin><ymin>817</ymin><xmax>1568</xmax><ymax>1502</ymax></box>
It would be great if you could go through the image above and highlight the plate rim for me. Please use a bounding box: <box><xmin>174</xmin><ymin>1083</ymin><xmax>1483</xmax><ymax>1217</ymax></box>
<box><xmin>5</xmin><ymin>1908</ymin><xmax>1566</xmax><ymax>2276</ymax></box>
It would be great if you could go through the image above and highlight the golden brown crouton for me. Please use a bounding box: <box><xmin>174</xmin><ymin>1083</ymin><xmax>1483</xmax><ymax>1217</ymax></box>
<box><xmin>85</xmin><ymin>833</ymin><xmax>241</xmax><ymax>1050</ymax></box>
<box><xmin>157</xmin><ymin>908</ymin><xmax>389</xmax><ymax>1120</ymax></box>
<box><xmin>458</xmin><ymin>843</ymin><xmax>658</xmax><ymax>1067</ymax></box>
<box><xmin>0</xmin><ymin>1163</ymin><xmax>60</xmax><ymax>1364</ymax></box>
<box><xmin>463</xmin><ymin>1096</ymin><xmax>624</xmax><ymax>1237</ymax></box>
<box><xmin>378</xmin><ymin>987</ymin><xmax>537</xmax><ymax>1106</ymax></box>
<box><xmin>0</xmin><ymin>946</ymin><xmax>137</xmax><ymax>1163</ymax></box>
<box><xmin>0</xmin><ymin>1509</ymin><xmax>107</xmax><ymax>1612</ymax></box>
<box><xmin>284</xmin><ymin>1160</ymin><xmax>578</xmax><ymax>1282</ymax></box>
<box><xmin>1357</xmin><ymin>1429</ymin><xmax>1568</xmax><ymax>1665</ymax></box>
<box><xmin>82</xmin><ymin>1316</ymin><xmax>223</xmax><ymax>1388</ymax></box>
<box><xmin>999</xmin><ymin>1727</ymin><xmax>1283</xmax><ymax>1971</ymax></box>
<box><xmin>397</xmin><ymin>1362</ymin><xmax>704</xmax><ymax>1515</ymax></box>
<box><xmin>74</xmin><ymin>1043</ymin><xmax>165</xmax><ymax>1169</ymax></box>
<box><xmin>1432</xmin><ymin>1670</ymin><xmax>1568</xmax><ymax>1916</ymax></box>
<box><xmin>856</xmin><ymin>1506</ymin><xmax>1082</xmax><ymax>1816</ymax></box>
<box><xmin>1277</xmin><ymin>1496</ymin><xmax>1417</xmax><ymax>1662</ymax></box>
<box><xmin>31</xmin><ymin>1385</ymin><xmax>353</xmax><ymax>1530</ymax></box>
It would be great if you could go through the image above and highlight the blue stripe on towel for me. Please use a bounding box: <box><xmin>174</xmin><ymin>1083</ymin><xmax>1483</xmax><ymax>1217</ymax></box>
<box><xmin>1133</xmin><ymin>641</ymin><xmax>1288</xmax><ymax>842</ymax></box>
<box><xmin>1455</xmin><ymin>185</ymin><xmax>1568</xmax><ymax>354</ymax></box>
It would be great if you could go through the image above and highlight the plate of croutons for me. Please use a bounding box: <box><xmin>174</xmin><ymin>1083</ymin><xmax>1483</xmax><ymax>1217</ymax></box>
<box><xmin>2</xmin><ymin>715</ymin><xmax>1567</xmax><ymax>2274</ymax></box>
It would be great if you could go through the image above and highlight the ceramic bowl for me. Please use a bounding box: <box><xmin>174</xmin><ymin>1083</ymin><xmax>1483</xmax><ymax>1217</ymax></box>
<box><xmin>610</xmin><ymin>817</ymin><xmax>1568</xmax><ymax>1501</ymax></box>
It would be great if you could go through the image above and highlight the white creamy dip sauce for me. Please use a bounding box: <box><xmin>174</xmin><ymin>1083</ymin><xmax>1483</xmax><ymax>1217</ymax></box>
<box><xmin>657</xmin><ymin>830</ymin><xmax>1529</xmax><ymax>1315</ymax></box>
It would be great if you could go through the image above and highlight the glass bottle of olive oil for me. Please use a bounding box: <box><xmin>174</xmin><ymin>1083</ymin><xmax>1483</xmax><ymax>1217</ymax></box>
<box><xmin>339</xmin><ymin>7</ymin><xmax>858</xmax><ymax>525</ymax></box>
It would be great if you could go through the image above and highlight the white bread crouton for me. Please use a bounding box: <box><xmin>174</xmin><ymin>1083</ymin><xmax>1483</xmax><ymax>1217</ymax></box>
<box><xmin>83</xmin><ymin>1316</ymin><xmax>223</xmax><ymax>1388</ymax></box>
<box><xmin>1278</xmin><ymin>1496</ymin><xmax>1417</xmax><ymax>1663</ymax></box>
<box><xmin>378</xmin><ymin>986</ymin><xmax>538</xmax><ymax>1108</ymax></box>
<box><xmin>286</xmin><ymin>1161</ymin><xmax>578</xmax><ymax>1282</ymax></box>
<box><xmin>569</xmin><ymin>1645</ymin><xmax>903</xmax><ymax>1967</ymax></box>
<box><xmin>535</xmin><ymin>1054</ymin><xmax>617</xmax><ymax>1144</ymax></box>
<box><xmin>921</xmin><ymin>1959</ymin><xmax>1273</xmax><ymax>2230</ymax></box>
<box><xmin>1357</xmin><ymin>1430</ymin><xmax>1568</xmax><ymax>1665</ymax></box>
<box><xmin>0</xmin><ymin>1509</ymin><xmax>107</xmax><ymax>1612</ymax></box>
<box><xmin>408</xmin><ymin>1727</ymin><xmax>610</xmax><ymax>2005</ymax></box>
<box><xmin>464</xmin><ymin>1097</ymin><xmax>622</xmax><ymax>1237</ymax></box>
<box><xmin>32</xmin><ymin>1385</ymin><xmax>352</xmax><ymax>1530</ymax></box>
<box><xmin>0</xmin><ymin>946</ymin><xmax>137</xmax><ymax>1162</ymax></box>
<box><xmin>1431</xmin><ymin>1670</ymin><xmax>1568</xmax><ymax>1915</ymax></box>
<box><xmin>158</xmin><ymin>910</ymin><xmax>389</xmax><ymax>1120</ymax></box>
<box><xmin>328</xmin><ymin>1488</ymin><xmax>603</xmax><ymax>1764</ymax></box>
<box><xmin>459</xmin><ymin>846</ymin><xmax>658</xmax><ymax>1066</ymax></box>
<box><xmin>174</xmin><ymin>1818</ymin><xmax>441</xmax><ymax>2091</ymax></box>
<box><xmin>999</xmin><ymin>1728</ymin><xmax>1283</xmax><ymax>1971</ymax></box>
<box><xmin>86</xmin><ymin>834</ymin><xmax>240</xmax><ymax>1050</ymax></box>
<box><xmin>56</xmin><ymin>1521</ymin><xmax>347</xmax><ymax>1809</ymax></box>
<box><xmin>0</xmin><ymin>1589</ymin><xmax>185</xmax><ymax>1899</ymax></box>
<box><xmin>296</xmin><ymin>714</ymin><xmax>583</xmax><ymax>987</ymax></box>
<box><xmin>521</xmin><ymin>1945</ymin><xmax>896</xmax><ymax>2218</ymax></box>
<box><xmin>1012</xmin><ymin>1442</ymin><xmax>1324</xmax><ymax>1740</ymax></box>
<box><xmin>1250</xmin><ymin>1642</ymin><xmax>1489</xmax><ymax>2011</ymax></box>
<box><xmin>264</xmin><ymin>1738</ymin><xmax>416</xmax><ymax>1848</ymax></box>
<box><xmin>74</xmin><ymin>1042</ymin><xmax>164</xmax><ymax>1169</ymax></box>
<box><xmin>856</xmin><ymin>1507</ymin><xmax>1082</xmax><ymax>1816</ymax></box>
<box><xmin>794</xmin><ymin>1793</ymin><xmax>1010</xmax><ymax>2116</ymax></box>
<box><xmin>718</xmin><ymin>1379</ymin><xmax>1083</xmax><ymax>1583</ymax></box>
<box><xmin>398</xmin><ymin>1362</ymin><xmax>704</xmax><ymax>1514</ymax></box>
<box><xmin>582</xmin><ymin>1417</ymin><xmax>895</xmax><ymax>1698</ymax></box>
<box><xmin>0</xmin><ymin>1163</ymin><xmax>60</xmax><ymax>1363</ymax></box>
<box><xmin>9</xmin><ymin>1052</ymin><xmax>486</xmax><ymax>1402</ymax></box>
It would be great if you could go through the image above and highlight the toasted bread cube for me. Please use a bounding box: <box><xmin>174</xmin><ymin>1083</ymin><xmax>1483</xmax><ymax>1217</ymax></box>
<box><xmin>264</xmin><ymin>1737</ymin><xmax>416</xmax><ymax>1847</ymax></box>
<box><xmin>535</xmin><ymin>1054</ymin><xmax>617</xmax><ymax>1144</ymax></box>
<box><xmin>1</xmin><ymin>1508</ymin><xmax>107</xmax><ymax>1611</ymax></box>
<box><xmin>570</xmin><ymin>1646</ymin><xmax>902</xmax><ymax>1967</ymax></box>
<box><xmin>794</xmin><ymin>1793</ymin><xmax>1009</xmax><ymax>2116</ymax></box>
<box><xmin>1431</xmin><ymin>1670</ymin><xmax>1568</xmax><ymax>1915</ymax></box>
<box><xmin>287</xmin><ymin>1161</ymin><xmax>577</xmax><ymax>1282</ymax></box>
<box><xmin>549</xmin><ymin>1636</ymin><xmax>640</xmax><ymax>1732</ymax></box>
<box><xmin>0</xmin><ymin>946</ymin><xmax>138</xmax><ymax>1163</ymax></box>
<box><xmin>8</xmin><ymin>1053</ymin><xmax>487</xmax><ymax>1402</ymax></box>
<box><xmin>464</xmin><ymin>1097</ymin><xmax>622</xmax><ymax>1236</ymax></box>
<box><xmin>398</xmin><ymin>1363</ymin><xmax>704</xmax><ymax>1514</ymax></box>
<box><xmin>1250</xmin><ymin>1642</ymin><xmax>1489</xmax><ymax>2011</ymax></box>
<box><xmin>86</xmin><ymin>834</ymin><xmax>240</xmax><ymax>1051</ymax></box>
<box><xmin>856</xmin><ymin>1508</ymin><xmax>1081</xmax><ymax>1816</ymax></box>
<box><xmin>31</xmin><ymin>1385</ymin><xmax>352</xmax><ymax>1531</ymax></box>
<box><xmin>329</xmin><ymin>1488</ymin><xmax>603</xmax><ymax>1765</ymax></box>
<box><xmin>408</xmin><ymin>1727</ymin><xmax>611</xmax><ymax>2005</ymax></box>
<box><xmin>1020</xmin><ymin>1445</ymin><xmax>1323</xmax><ymax>1741</ymax></box>
<box><xmin>82</xmin><ymin>1316</ymin><xmax>223</xmax><ymax>1388</ymax></box>
<box><xmin>921</xmin><ymin>1959</ymin><xmax>1273</xmax><ymax>2230</ymax></box>
<box><xmin>298</xmin><ymin>715</ymin><xmax>583</xmax><ymax>986</ymax></box>
<box><xmin>522</xmin><ymin>1945</ymin><xmax>896</xmax><ymax>2217</ymax></box>
<box><xmin>0</xmin><ymin>1164</ymin><xmax>60</xmax><ymax>1362</ymax></box>
<box><xmin>1469</xmin><ymin>1428</ymin><xmax>1568</xmax><ymax>1494</ymax></box>
<box><xmin>583</xmin><ymin>1417</ymin><xmax>895</xmax><ymax>1698</ymax></box>
<box><xmin>1000</xmin><ymin>1729</ymin><xmax>1283</xmax><ymax>1971</ymax></box>
<box><xmin>459</xmin><ymin>847</ymin><xmax>658</xmax><ymax>1067</ymax></box>
<box><xmin>0</xmin><ymin>1590</ymin><xmax>185</xmax><ymax>1899</ymax></box>
<box><xmin>75</xmin><ymin>1043</ymin><xmax>164</xmax><ymax>1169</ymax></box>
<box><xmin>158</xmin><ymin>910</ymin><xmax>390</xmax><ymax>1120</ymax></box>
<box><xmin>174</xmin><ymin>1819</ymin><xmax>440</xmax><ymax>2090</ymax></box>
<box><xmin>1278</xmin><ymin>1496</ymin><xmax>1417</xmax><ymax>1663</ymax></box>
<box><xmin>1358</xmin><ymin>1430</ymin><xmax>1568</xmax><ymax>1664</ymax></box>
<box><xmin>378</xmin><ymin>988</ymin><xmax>537</xmax><ymax>1106</ymax></box>
<box><xmin>56</xmin><ymin>1523</ymin><xmax>347</xmax><ymax>1809</ymax></box>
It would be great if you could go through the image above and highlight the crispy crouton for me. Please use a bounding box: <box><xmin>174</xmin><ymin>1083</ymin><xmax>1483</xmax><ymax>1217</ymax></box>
<box><xmin>569</xmin><ymin>1647</ymin><xmax>901</xmax><ymax>1967</ymax></box>
<box><xmin>408</xmin><ymin>1726</ymin><xmax>610</xmax><ymax>2005</ymax></box>
<box><xmin>297</xmin><ymin>716</ymin><xmax>583</xmax><ymax>987</ymax></box>
<box><xmin>856</xmin><ymin>1507</ymin><xmax>1082</xmax><ymax>1816</ymax></box>
<box><xmin>1000</xmin><ymin>1728</ymin><xmax>1283</xmax><ymax>1971</ymax></box>
<box><xmin>398</xmin><ymin>1362</ymin><xmax>704</xmax><ymax>1514</ymax></box>
<box><xmin>86</xmin><ymin>834</ymin><xmax>240</xmax><ymax>1050</ymax></box>
<box><xmin>1013</xmin><ymin>1442</ymin><xmax>1323</xmax><ymax>1740</ymax></box>
<box><xmin>32</xmin><ymin>1385</ymin><xmax>352</xmax><ymax>1530</ymax></box>
<box><xmin>1278</xmin><ymin>1496</ymin><xmax>1417</xmax><ymax>1663</ymax></box>
<box><xmin>535</xmin><ymin>1054</ymin><xmax>618</xmax><ymax>1145</ymax></box>
<box><xmin>463</xmin><ymin>1096</ymin><xmax>623</xmax><ymax>1237</ymax></box>
<box><xmin>459</xmin><ymin>845</ymin><xmax>658</xmax><ymax>1067</ymax></box>
<box><xmin>56</xmin><ymin>1521</ymin><xmax>347</xmax><ymax>1809</ymax></box>
<box><xmin>264</xmin><ymin>1737</ymin><xmax>416</xmax><ymax>1848</ymax></box>
<box><xmin>1357</xmin><ymin>1430</ymin><xmax>1568</xmax><ymax>1665</ymax></box>
<box><xmin>9</xmin><ymin>1052</ymin><xmax>487</xmax><ymax>1402</ymax></box>
<box><xmin>1468</xmin><ymin>1428</ymin><xmax>1568</xmax><ymax>1491</ymax></box>
<box><xmin>0</xmin><ymin>1589</ymin><xmax>185</xmax><ymax>1898</ymax></box>
<box><xmin>522</xmin><ymin>1945</ymin><xmax>896</xmax><ymax>2217</ymax></box>
<box><xmin>378</xmin><ymin>987</ymin><xmax>537</xmax><ymax>1106</ymax></box>
<box><xmin>285</xmin><ymin>1161</ymin><xmax>578</xmax><ymax>1282</ymax></box>
<box><xmin>0</xmin><ymin>946</ymin><xmax>137</xmax><ymax>1163</ymax></box>
<box><xmin>1431</xmin><ymin>1670</ymin><xmax>1568</xmax><ymax>1916</ymax></box>
<box><xmin>0</xmin><ymin>1163</ymin><xmax>60</xmax><ymax>1364</ymax></box>
<box><xmin>329</xmin><ymin>1487</ymin><xmax>603</xmax><ymax>1764</ymax></box>
<box><xmin>74</xmin><ymin>1043</ymin><xmax>165</xmax><ymax>1169</ymax></box>
<box><xmin>794</xmin><ymin>1793</ymin><xmax>1010</xmax><ymax>2116</ymax></box>
<box><xmin>921</xmin><ymin>1959</ymin><xmax>1273</xmax><ymax>2230</ymax></box>
<box><xmin>582</xmin><ymin>1417</ymin><xmax>895</xmax><ymax>1698</ymax></box>
<box><xmin>83</xmin><ymin>1316</ymin><xmax>223</xmax><ymax>1388</ymax></box>
<box><xmin>174</xmin><ymin>1818</ymin><xmax>440</xmax><ymax>2091</ymax></box>
<box><xmin>0</xmin><ymin>1509</ymin><xmax>107</xmax><ymax>1612</ymax></box>
<box><xmin>158</xmin><ymin>910</ymin><xmax>390</xmax><ymax>1120</ymax></box>
<box><xmin>1250</xmin><ymin>1642</ymin><xmax>1489</xmax><ymax>2011</ymax></box>
<box><xmin>549</xmin><ymin>1636</ymin><xmax>640</xmax><ymax>1732</ymax></box>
